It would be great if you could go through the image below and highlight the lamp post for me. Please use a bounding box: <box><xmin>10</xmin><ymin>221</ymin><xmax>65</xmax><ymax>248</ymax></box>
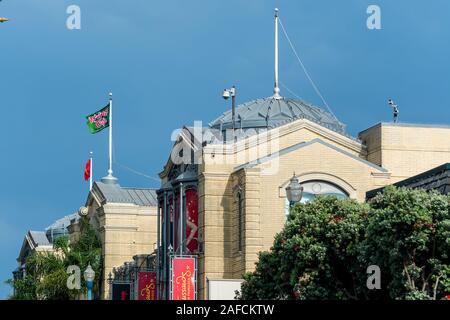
<box><xmin>222</xmin><ymin>86</ymin><xmax>236</xmax><ymax>141</ymax></box>
<box><xmin>107</xmin><ymin>272</ymin><xmax>114</xmax><ymax>300</ymax></box>
<box><xmin>286</xmin><ymin>173</ymin><xmax>303</xmax><ymax>207</ymax></box>
<box><xmin>84</xmin><ymin>264</ymin><xmax>95</xmax><ymax>300</ymax></box>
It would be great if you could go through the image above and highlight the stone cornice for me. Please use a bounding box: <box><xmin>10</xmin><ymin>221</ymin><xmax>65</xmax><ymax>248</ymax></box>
<box><xmin>100</xmin><ymin>225</ymin><xmax>138</xmax><ymax>231</ymax></box>
<box><xmin>203</xmin><ymin>118</ymin><xmax>365</xmax><ymax>157</ymax></box>
<box><xmin>199</xmin><ymin>172</ymin><xmax>232</xmax><ymax>180</ymax></box>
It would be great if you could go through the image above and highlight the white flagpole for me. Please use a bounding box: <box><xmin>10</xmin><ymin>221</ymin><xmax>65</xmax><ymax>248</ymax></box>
<box><xmin>273</xmin><ymin>8</ymin><xmax>281</xmax><ymax>99</ymax></box>
<box><xmin>108</xmin><ymin>92</ymin><xmax>113</xmax><ymax>177</ymax></box>
<box><xmin>89</xmin><ymin>151</ymin><xmax>93</xmax><ymax>191</ymax></box>
<box><xmin>101</xmin><ymin>92</ymin><xmax>118</xmax><ymax>184</ymax></box>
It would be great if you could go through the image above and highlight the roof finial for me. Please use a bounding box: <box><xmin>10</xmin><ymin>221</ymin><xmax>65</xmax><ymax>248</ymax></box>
<box><xmin>273</xmin><ymin>8</ymin><xmax>282</xmax><ymax>100</ymax></box>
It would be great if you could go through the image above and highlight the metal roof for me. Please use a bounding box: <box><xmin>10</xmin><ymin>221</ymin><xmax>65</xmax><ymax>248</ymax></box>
<box><xmin>28</xmin><ymin>231</ymin><xmax>51</xmax><ymax>247</ymax></box>
<box><xmin>45</xmin><ymin>213</ymin><xmax>78</xmax><ymax>232</ymax></box>
<box><xmin>209</xmin><ymin>97</ymin><xmax>346</xmax><ymax>135</ymax></box>
<box><xmin>367</xmin><ymin>163</ymin><xmax>450</xmax><ymax>199</ymax></box>
<box><xmin>94</xmin><ymin>181</ymin><xmax>158</xmax><ymax>207</ymax></box>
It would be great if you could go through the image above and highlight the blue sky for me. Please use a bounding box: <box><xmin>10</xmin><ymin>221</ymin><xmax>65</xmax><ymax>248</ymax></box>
<box><xmin>1</xmin><ymin>0</ymin><xmax>450</xmax><ymax>298</ymax></box>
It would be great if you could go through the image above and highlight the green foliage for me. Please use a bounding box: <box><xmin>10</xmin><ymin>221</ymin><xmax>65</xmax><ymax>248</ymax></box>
<box><xmin>8</xmin><ymin>217</ymin><xmax>102</xmax><ymax>300</ymax></box>
<box><xmin>239</xmin><ymin>187</ymin><xmax>450</xmax><ymax>300</ymax></box>
<box><xmin>66</xmin><ymin>217</ymin><xmax>102</xmax><ymax>293</ymax></box>
<box><xmin>363</xmin><ymin>186</ymin><xmax>450</xmax><ymax>300</ymax></box>
<box><xmin>240</xmin><ymin>196</ymin><xmax>368</xmax><ymax>300</ymax></box>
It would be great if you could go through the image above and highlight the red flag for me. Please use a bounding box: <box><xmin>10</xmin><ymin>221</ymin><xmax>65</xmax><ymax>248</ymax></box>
<box><xmin>84</xmin><ymin>159</ymin><xmax>91</xmax><ymax>181</ymax></box>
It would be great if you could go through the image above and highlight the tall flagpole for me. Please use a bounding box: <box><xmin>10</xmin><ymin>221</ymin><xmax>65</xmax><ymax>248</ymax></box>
<box><xmin>108</xmin><ymin>92</ymin><xmax>113</xmax><ymax>176</ymax></box>
<box><xmin>102</xmin><ymin>92</ymin><xmax>118</xmax><ymax>184</ymax></box>
<box><xmin>89</xmin><ymin>151</ymin><xmax>93</xmax><ymax>191</ymax></box>
<box><xmin>273</xmin><ymin>8</ymin><xmax>281</xmax><ymax>100</ymax></box>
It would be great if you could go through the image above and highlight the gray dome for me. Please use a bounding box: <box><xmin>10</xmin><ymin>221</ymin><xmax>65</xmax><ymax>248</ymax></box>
<box><xmin>209</xmin><ymin>97</ymin><xmax>346</xmax><ymax>135</ymax></box>
<box><xmin>45</xmin><ymin>213</ymin><xmax>78</xmax><ymax>242</ymax></box>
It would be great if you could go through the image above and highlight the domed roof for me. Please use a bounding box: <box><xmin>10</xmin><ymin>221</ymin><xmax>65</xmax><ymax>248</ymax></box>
<box><xmin>209</xmin><ymin>97</ymin><xmax>346</xmax><ymax>135</ymax></box>
<box><xmin>45</xmin><ymin>213</ymin><xmax>79</xmax><ymax>242</ymax></box>
<box><xmin>45</xmin><ymin>213</ymin><xmax>78</xmax><ymax>232</ymax></box>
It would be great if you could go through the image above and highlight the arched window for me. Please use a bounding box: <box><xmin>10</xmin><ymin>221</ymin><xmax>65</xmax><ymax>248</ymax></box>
<box><xmin>300</xmin><ymin>180</ymin><xmax>348</xmax><ymax>203</ymax></box>
<box><xmin>285</xmin><ymin>180</ymin><xmax>348</xmax><ymax>219</ymax></box>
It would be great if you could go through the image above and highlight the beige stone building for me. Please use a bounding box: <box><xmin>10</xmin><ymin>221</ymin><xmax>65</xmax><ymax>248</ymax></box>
<box><xmin>155</xmin><ymin>9</ymin><xmax>450</xmax><ymax>300</ymax></box>
<box><xmin>13</xmin><ymin>214</ymin><xmax>77</xmax><ymax>295</ymax></box>
<box><xmin>77</xmin><ymin>181</ymin><xmax>158</xmax><ymax>299</ymax></box>
<box><xmin>157</xmin><ymin>100</ymin><xmax>450</xmax><ymax>300</ymax></box>
<box><xmin>61</xmin><ymin>9</ymin><xmax>450</xmax><ymax>301</ymax></box>
<box><xmin>359</xmin><ymin>123</ymin><xmax>450</xmax><ymax>183</ymax></box>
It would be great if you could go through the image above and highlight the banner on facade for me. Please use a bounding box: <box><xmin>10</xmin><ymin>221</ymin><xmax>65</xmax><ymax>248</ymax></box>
<box><xmin>112</xmin><ymin>283</ymin><xmax>131</xmax><ymax>300</ymax></box>
<box><xmin>171</xmin><ymin>257</ymin><xmax>196</xmax><ymax>300</ymax></box>
<box><xmin>137</xmin><ymin>272</ymin><xmax>157</xmax><ymax>300</ymax></box>
<box><xmin>185</xmin><ymin>189</ymin><xmax>198</xmax><ymax>253</ymax></box>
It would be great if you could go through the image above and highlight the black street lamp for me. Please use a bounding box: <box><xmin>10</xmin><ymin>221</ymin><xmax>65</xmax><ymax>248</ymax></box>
<box><xmin>286</xmin><ymin>173</ymin><xmax>303</xmax><ymax>207</ymax></box>
<box><xmin>223</xmin><ymin>86</ymin><xmax>237</xmax><ymax>141</ymax></box>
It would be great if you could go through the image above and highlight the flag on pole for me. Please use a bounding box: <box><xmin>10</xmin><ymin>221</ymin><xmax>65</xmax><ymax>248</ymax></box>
<box><xmin>86</xmin><ymin>105</ymin><xmax>110</xmax><ymax>134</ymax></box>
<box><xmin>84</xmin><ymin>159</ymin><xmax>91</xmax><ymax>181</ymax></box>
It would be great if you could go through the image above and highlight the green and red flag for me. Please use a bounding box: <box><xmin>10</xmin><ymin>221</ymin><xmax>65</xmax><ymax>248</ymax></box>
<box><xmin>86</xmin><ymin>104</ymin><xmax>110</xmax><ymax>134</ymax></box>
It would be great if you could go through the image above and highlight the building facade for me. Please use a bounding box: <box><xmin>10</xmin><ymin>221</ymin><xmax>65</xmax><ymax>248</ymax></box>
<box><xmin>79</xmin><ymin>181</ymin><xmax>158</xmax><ymax>299</ymax></box>
<box><xmin>14</xmin><ymin>213</ymin><xmax>78</xmax><ymax>288</ymax></box>
<box><xmin>154</xmin><ymin>9</ymin><xmax>450</xmax><ymax>300</ymax></box>
<box><xmin>157</xmin><ymin>93</ymin><xmax>450</xmax><ymax>299</ymax></box>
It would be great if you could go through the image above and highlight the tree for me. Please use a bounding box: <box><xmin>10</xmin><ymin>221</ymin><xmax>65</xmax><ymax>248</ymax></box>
<box><xmin>238</xmin><ymin>187</ymin><xmax>450</xmax><ymax>300</ymax></box>
<box><xmin>7</xmin><ymin>217</ymin><xmax>102</xmax><ymax>300</ymax></box>
<box><xmin>6</xmin><ymin>237</ymin><xmax>74</xmax><ymax>300</ymax></box>
<box><xmin>239</xmin><ymin>196</ymin><xmax>368</xmax><ymax>300</ymax></box>
<box><xmin>362</xmin><ymin>186</ymin><xmax>450</xmax><ymax>300</ymax></box>
<box><xmin>64</xmin><ymin>217</ymin><xmax>102</xmax><ymax>295</ymax></box>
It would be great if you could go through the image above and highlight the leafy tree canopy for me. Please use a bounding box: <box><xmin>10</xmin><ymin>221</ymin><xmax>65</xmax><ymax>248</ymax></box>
<box><xmin>7</xmin><ymin>217</ymin><xmax>102</xmax><ymax>300</ymax></box>
<box><xmin>239</xmin><ymin>187</ymin><xmax>450</xmax><ymax>300</ymax></box>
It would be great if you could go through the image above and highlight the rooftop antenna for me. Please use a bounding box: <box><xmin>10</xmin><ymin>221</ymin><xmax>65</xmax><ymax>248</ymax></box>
<box><xmin>273</xmin><ymin>8</ymin><xmax>282</xmax><ymax>100</ymax></box>
<box><xmin>388</xmin><ymin>98</ymin><xmax>399</xmax><ymax>123</ymax></box>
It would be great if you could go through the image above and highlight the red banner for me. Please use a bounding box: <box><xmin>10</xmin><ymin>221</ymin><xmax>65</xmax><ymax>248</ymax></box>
<box><xmin>171</xmin><ymin>257</ymin><xmax>196</xmax><ymax>300</ymax></box>
<box><xmin>137</xmin><ymin>272</ymin><xmax>157</xmax><ymax>300</ymax></box>
<box><xmin>185</xmin><ymin>189</ymin><xmax>198</xmax><ymax>253</ymax></box>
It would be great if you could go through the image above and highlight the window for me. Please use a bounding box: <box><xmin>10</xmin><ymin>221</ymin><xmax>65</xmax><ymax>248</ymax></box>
<box><xmin>300</xmin><ymin>181</ymin><xmax>348</xmax><ymax>203</ymax></box>
<box><xmin>284</xmin><ymin>180</ymin><xmax>348</xmax><ymax>218</ymax></box>
<box><xmin>238</xmin><ymin>192</ymin><xmax>245</xmax><ymax>252</ymax></box>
